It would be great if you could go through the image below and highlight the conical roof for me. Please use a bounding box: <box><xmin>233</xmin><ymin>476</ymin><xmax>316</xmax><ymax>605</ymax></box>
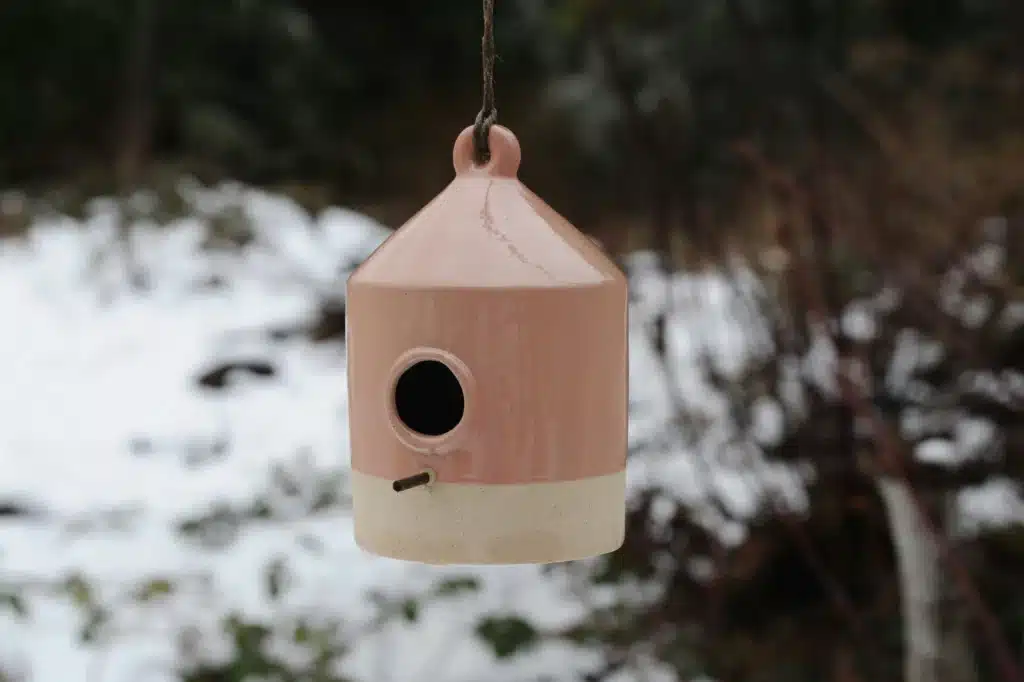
<box><xmin>350</xmin><ymin>125</ymin><xmax>624</xmax><ymax>289</ymax></box>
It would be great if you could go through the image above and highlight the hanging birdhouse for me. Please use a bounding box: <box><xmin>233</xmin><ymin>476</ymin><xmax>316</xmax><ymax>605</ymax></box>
<box><xmin>346</xmin><ymin>124</ymin><xmax>628</xmax><ymax>565</ymax></box>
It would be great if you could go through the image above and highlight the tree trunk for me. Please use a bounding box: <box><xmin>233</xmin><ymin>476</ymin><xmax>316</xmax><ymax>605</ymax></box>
<box><xmin>939</xmin><ymin>493</ymin><xmax>979</xmax><ymax>682</ymax></box>
<box><xmin>116</xmin><ymin>0</ymin><xmax>157</xmax><ymax>192</ymax></box>
<box><xmin>877</xmin><ymin>477</ymin><xmax>941</xmax><ymax>682</ymax></box>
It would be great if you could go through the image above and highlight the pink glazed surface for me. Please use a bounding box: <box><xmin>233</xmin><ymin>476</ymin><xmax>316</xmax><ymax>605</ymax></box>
<box><xmin>347</xmin><ymin>287</ymin><xmax>627</xmax><ymax>483</ymax></box>
<box><xmin>346</xmin><ymin>125</ymin><xmax>628</xmax><ymax>484</ymax></box>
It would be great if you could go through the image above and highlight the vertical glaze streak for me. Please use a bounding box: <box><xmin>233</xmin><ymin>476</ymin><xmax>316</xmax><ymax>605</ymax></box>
<box><xmin>480</xmin><ymin>180</ymin><xmax>557</xmax><ymax>282</ymax></box>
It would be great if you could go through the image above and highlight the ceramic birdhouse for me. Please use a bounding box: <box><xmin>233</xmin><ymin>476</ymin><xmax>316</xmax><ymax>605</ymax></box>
<box><xmin>346</xmin><ymin>124</ymin><xmax>628</xmax><ymax>565</ymax></box>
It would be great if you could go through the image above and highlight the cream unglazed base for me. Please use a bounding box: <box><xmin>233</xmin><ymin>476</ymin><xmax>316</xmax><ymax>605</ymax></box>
<box><xmin>351</xmin><ymin>470</ymin><xmax>626</xmax><ymax>565</ymax></box>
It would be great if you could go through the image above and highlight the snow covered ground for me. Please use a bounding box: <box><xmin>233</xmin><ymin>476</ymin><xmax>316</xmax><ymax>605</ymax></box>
<box><xmin>0</xmin><ymin>182</ymin><xmax>1018</xmax><ymax>682</ymax></box>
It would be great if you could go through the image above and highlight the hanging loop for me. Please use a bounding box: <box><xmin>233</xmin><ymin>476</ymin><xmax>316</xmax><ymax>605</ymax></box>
<box><xmin>453</xmin><ymin>124</ymin><xmax>520</xmax><ymax>177</ymax></box>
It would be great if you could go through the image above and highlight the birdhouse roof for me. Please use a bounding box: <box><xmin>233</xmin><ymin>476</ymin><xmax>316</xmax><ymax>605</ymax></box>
<box><xmin>349</xmin><ymin>126</ymin><xmax>624</xmax><ymax>290</ymax></box>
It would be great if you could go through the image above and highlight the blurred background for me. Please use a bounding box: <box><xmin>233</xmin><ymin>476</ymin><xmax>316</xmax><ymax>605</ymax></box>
<box><xmin>0</xmin><ymin>1</ymin><xmax>1022</xmax><ymax>681</ymax></box>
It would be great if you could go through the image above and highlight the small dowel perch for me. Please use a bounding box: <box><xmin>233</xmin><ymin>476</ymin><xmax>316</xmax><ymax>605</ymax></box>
<box><xmin>392</xmin><ymin>470</ymin><xmax>434</xmax><ymax>493</ymax></box>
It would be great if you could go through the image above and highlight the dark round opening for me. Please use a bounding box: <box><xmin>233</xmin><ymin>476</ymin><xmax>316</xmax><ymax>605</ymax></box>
<box><xmin>393</xmin><ymin>359</ymin><xmax>465</xmax><ymax>437</ymax></box>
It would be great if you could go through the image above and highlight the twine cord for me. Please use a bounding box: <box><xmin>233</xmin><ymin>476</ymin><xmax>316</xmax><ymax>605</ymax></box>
<box><xmin>472</xmin><ymin>0</ymin><xmax>497</xmax><ymax>165</ymax></box>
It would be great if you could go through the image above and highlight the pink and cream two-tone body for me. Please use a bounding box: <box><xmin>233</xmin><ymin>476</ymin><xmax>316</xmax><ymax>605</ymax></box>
<box><xmin>346</xmin><ymin>125</ymin><xmax>628</xmax><ymax>565</ymax></box>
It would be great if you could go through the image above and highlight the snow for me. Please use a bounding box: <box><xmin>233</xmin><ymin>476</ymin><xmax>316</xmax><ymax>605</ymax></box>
<box><xmin>956</xmin><ymin>478</ymin><xmax>1024</xmax><ymax>535</ymax></box>
<box><xmin>0</xmin><ymin>184</ymin><xmax>646</xmax><ymax>682</ymax></box>
<box><xmin>0</xmin><ymin>182</ymin><xmax>1020</xmax><ymax>682</ymax></box>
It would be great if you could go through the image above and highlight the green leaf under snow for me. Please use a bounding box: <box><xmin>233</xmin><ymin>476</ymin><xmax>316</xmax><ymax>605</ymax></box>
<box><xmin>265</xmin><ymin>556</ymin><xmax>288</xmax><ymax>600</ymax></box>
<box><xmin>135</xmin><ymin>578</ymin><xmax>175</xmax><ymax>602</ymax></box>
<box><xmin>62</xmin><ymin>573</ymin><xmax>94</xmax><ymax>608</ymax></box>
<box><xmin>0</xmin><ymin>590</ymin><xmax>27</xmax><ymax>618</ymax></box>
<box><xmin>400</xmin><ymin>598</ymin><xmax>419</xmax><ymax>623</ymax></box>
<box><xmin>81</xmin><ymin>605</ymin><xmax>110</xmax><ymax>644</ymax></box>
<box><xmin>434</xmin><ymin>576</ymin><xmax>481</xmax><ymax>597</ymax></box>
<box><xmin>475</xmin><ymin>615</ymin><xmax>540</xmax><ymax>659</ymax></box>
